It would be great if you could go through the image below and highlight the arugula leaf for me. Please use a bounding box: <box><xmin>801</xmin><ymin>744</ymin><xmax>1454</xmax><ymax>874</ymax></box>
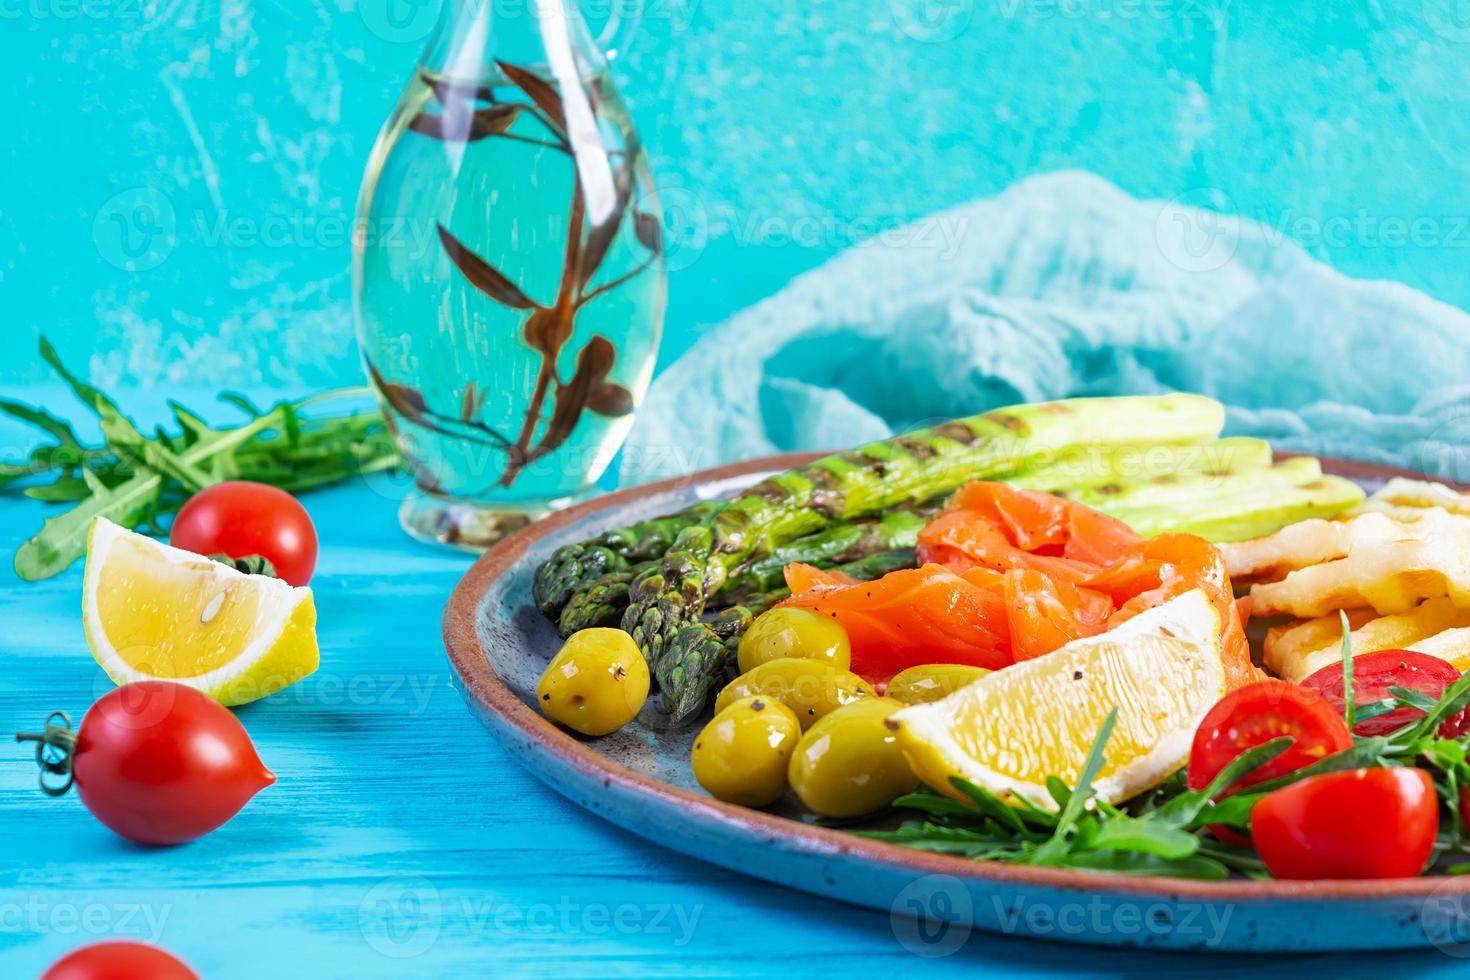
<box><xmin>38</xmin><ymin>338</ymin><xmax>147</xmax><ymax>451</ymax></box>
<box><xmin>1194</xmin><ymin>737</ymin><xmax>1293</xmax><ymax>805</ymax></box>
<box><xmin>1387</xmin><ymin>685</ymin><xmax>1441</xmax><ymax>712</ymax></box>
<box><xmin>5</xmin><ymin>340</ymin><xmax>400</xmax><ymax>580</ymax></box>
<box><xmin>890</xmin><ymin>791</ymin><xmax>982</xmax><ymax>819</ymax></box>
<box><xmin>1058</xmin><ymin>709</ymin><xmax>1116</xmax><ymax>828</ymax></box>
<box><xmin>1392</xmin><ymin>669</ymin><xmax>1470</xmax><ymax>747</ymax></box>
<box><xmin>1339</xmin><ymin>609</ymin><xmax>1356</xmax><ymax>731</ymax></box>
<box><xmin>1060</xmin><ymin>850</ymin><xmax>1228</xmax><ymax>881</ymax></box>
<box><xmin>23</xmin><ymin>478</ymin><xmax>91</xmax><ymax>503</ymax></box>
<box><xmin>1087</xmin><ymin>819</ymin><xmax>1198</xmax><ymax>859</ymax></box>
<box><xmin>871</xmin><ymin>637</ymin><xmax>1470</xmax><ymax>882</ymax></box>
<box><xmin>1198</xmin><ymin>739</ymin><xmax>1395</xmax><ymax>828</ymax></box>
<box><xmin>1352</xmin><ymin>701</ymin><xmax>1399</xmax><ymax>723</ymax></box>
<box><xmin>1028</xmin><ymin>709</ymin><xmax>1117</xmax><ymax>867</ymax></box>
<box><xmin>167</xmin><ymin>401</ymin><xmax>212</xmax><ymax>445</ymax></box>
<box><xmin>1044</xmin><ymin>776</ymin><xmax>1072</xmax><ymax>811</ymax></box>
<box><xmin>14</xmin><ymin>470</ymin><xmax>164</xmax><ymax>579</ymax></box>
<box><xmin>0</xmin><ymin>396</ymin><xmax>84</xmax><ymax>450</ymax></box>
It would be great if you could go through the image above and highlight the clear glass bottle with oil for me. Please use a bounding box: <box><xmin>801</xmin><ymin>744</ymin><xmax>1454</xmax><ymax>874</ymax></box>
<box><xmin>354</xmin><ymin>0</ymin><xmax>665</xmax><ymax>547</ymax></box>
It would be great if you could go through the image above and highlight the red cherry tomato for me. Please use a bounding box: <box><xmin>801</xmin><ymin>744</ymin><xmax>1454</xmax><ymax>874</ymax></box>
<box><xmin>1252</xmin><ymin>767</ymin><xmax>1438</xmax><ymax>879</ymax></box>
<box><xmin>1301</xmin><ymin>650</ymin><xmax>1468</xmax><ymax>738</ymax></box>
<box><xmin>1187</xmin><ymin>679</ymin><xmax>1353</xmax><ymax>847</ymax></box>
<box><xmin>19</xmin><ymin>682</ymin><xmax>274</xmax><ymax>845</ymax></box>
<box><xmin>1188</xmin><ymin>679</ymin><xmax>1353</xmax><ymax>794</ymax></box>
<box><xmin>170</xmin><ymin>481</ymin><xmax>318</xmax><ymax>586</ymax></box>
<box><xmin>42</xmin><ymin>941</ymin><xmax>197</xmax><ymax>980</ymax></box>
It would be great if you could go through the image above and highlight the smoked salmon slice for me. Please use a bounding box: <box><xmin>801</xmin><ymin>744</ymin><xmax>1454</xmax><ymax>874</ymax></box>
<box><xmin>781</xmin><ymin>563</ymin><xmax>1012</xmax><ymax>678</ymax></box>
<box><xmin>781</xmin><ymin>481</ymin><xmax>1261</xmax><ymax>687</ymax></box>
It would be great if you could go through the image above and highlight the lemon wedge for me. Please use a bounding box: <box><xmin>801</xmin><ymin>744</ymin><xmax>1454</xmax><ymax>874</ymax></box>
<box><xmin>892</xmin><ymin>589</ymin><xmax>1224</xmax><ymax>809</ymax></box>
<box><xmin>82</xmin><ymin>517</ymin><xmax>319</xmax><ymax>705</ymax></box>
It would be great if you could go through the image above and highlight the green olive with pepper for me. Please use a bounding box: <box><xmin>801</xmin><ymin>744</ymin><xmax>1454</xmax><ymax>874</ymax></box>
<box><xmin>690</xmin><ymin>695</ymin><xmax>802</xmax><ymax>807</ymax></box>
<box><xmin>737</xmin><ymin>608</ymin><xmax>852</xmax><ymax>674</ymax></box>
<box><xmin>714</xmin><ymin>657</ymin><xmax>876</xmax><ymax>731</ymax></box>
<box><xmin>536</xmin><ymin>628</ymin><xmax>650</xmax><ymax>736</ymax></box>
<box><xmin>884</xmin><ymin>663</ymin><xmax>990</xmax><ymax>705</ymax></box>
<box><xmin>788</xmin><ymin>698</ymin><xmax>918</xmax><ymax>818</ymax></box>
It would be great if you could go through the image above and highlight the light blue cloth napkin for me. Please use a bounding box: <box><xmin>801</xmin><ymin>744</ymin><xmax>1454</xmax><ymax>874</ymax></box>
<box><xmin>623</xmin><ymin>172</ymin><xmax>1470</xmax><ymax>485</ymax></box>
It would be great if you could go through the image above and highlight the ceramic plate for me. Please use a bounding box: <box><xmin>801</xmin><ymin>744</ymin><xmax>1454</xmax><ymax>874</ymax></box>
<box><xmin>442</xmin><ymin>453</ymin><xmax>1470</xmax><ymax>953</ymax></box>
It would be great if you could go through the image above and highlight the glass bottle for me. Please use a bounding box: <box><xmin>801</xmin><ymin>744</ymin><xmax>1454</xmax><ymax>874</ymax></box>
<box><xmin>353</xmin><ymin>0</ymin><xmax>665</xmax><ymax>548</ymax></box>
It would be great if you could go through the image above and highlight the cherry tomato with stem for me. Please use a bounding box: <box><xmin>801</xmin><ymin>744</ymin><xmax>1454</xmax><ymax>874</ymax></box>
<box><xmin>17</xmin><ymin>681</ymin><xmax>275</xmax><ymax>845</ymax></box>
<box><xmin>170</xmin><ymin>481</ymin><xmax>318</xmax><ymax>586</ymax></box>
<box><xmin>1252</xmin><ymin>767</ymin><xmax>1438</xmax><ymax>880</ymax></box>
<box><xmin>1302</xmin><ymin>649</ymin><xmax>1469</xmax><ymax>738</ymax></box>
<box><xmin>1187</xmin><ymin>680</ymin><xmax>1353</xmax><ymax>846</ymax></box>
<box><xmin>42</xmin><ymin>940</ymin><xmax>197</xmax><ymax>980</ymax></box>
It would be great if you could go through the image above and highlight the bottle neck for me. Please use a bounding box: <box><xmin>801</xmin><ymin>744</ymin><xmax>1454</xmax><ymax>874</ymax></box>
<box><xmin>422</xmin><ymin>0</ymin><xmax>603</xmax><ymax>81</ymax></box>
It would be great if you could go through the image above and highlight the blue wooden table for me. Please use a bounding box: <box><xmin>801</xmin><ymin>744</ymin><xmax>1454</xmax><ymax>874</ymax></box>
<box><xmin>3</xmin><ymin>389</ymin><xmax>1470</xmax><ymax>978</ymax></box>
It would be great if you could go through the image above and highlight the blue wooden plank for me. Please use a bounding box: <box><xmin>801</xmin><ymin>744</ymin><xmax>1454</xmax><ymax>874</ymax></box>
<box><xmin>0</xmin><ymin>388</ymin><xmax>1465</xmax><ymax>976</ymax></box>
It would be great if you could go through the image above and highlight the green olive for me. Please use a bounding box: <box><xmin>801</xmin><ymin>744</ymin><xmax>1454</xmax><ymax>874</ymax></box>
<box><xmin>714</xmin><ymin>657</ymin><xmax>876</xmax><ymax>730</ymax></box>
<box><xmin>536</xmin><ymin>628</ymin><xmax>649</xmax><ymax>736</ymax></box>
<box><xmin>884</xmin><ymin>664</ymin><xmax>991</xmax><ymax>705</ymax></box>
<box><xmin>788</xmin><ymin>698</ymin><xmax>917</xmax><ymax>818</ymax></box>
<box><xmin>737</xmin><ymin>608</ymin><xmax>852</xmax><ymax>674</ymax></box>
<box><xmin>690</xmin><ymin>695</ymin><xmax>802</xmax><ymax>807</ymax></box>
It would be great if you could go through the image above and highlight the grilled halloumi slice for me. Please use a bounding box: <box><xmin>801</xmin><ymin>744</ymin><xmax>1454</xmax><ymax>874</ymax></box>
<box><xmin>1249</xmin><ymin>536</ymin><xmax>1470</xmax><ymax>619</ymax></box>
<box><xmin>1220</xmin><ymin>513</ymin><xmax>1401</xmax><ymax>582</ymax></box>
<box><xmin>1222</xmin><ymin>508</ymin><xmax>1470</xmax><ymax>581</ymax></box>
<box><xmin>1262</xmin><ymin>608</ymin><xmax>1377</xmax><ymax>680</ymax></box>
<box><xmin>1264</xmin><ymin>597</ymin><xmax>1470</xmax><ymax>682</ymax></box>
<box><xmin>1407</xmin><ymin>627</ymin><xmax>1470</xmax><ymax>672</ymax></box>
<box><xmin>1348</xmin><ymin>478</ymin><xmax>1470</xmax><ymax>519</ymax></box>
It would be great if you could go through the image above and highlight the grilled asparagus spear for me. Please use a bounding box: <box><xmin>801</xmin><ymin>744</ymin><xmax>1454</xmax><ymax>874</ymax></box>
<box><xmin>625</xmin><ymin>394</ymin><xmax>1226</xmax><ymax>717</ymax></box>
<box><xmin>1008</xmin><ymin>437</ymin><xmax>1273</xmax><ymax>494</ymax></box>
<box><xmin>1087</xmin><ymin>458</ymin><xmax>1365</xmax><ymax>542</ymax></box>
<box><xmin>559</xmin><ymin>511</ymin><xmax>928</xmax><ymax>637</ymax></box>
<box><xmin>657</xmin><ymin>549</ymin><xmax>919</xmax><ymax>723</ymax></box>
<box><xmin>557</xmin><ymin>566</ymin><xmax>643</xmax><ymax>635</ymax></box>
<box><xmin>715</xmin><ymin>508</ymin><xmax>929</xmax><ymax>605</ymax></box>
<box><xmin>542</xmin><ymin>421</ymin><xmax>1252</xmax><ymax>623</ymax></box>
<box><xmin>533</xmin><ymin>500</ymin><xmax>722</xmax><ymax>616</ymax></box>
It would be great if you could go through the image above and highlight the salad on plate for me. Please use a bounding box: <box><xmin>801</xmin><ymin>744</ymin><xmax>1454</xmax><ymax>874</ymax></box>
<box><xmin>529</xmin><ymin>393</ymin><xmax>1470</xmax><ymax>883</ymax></box>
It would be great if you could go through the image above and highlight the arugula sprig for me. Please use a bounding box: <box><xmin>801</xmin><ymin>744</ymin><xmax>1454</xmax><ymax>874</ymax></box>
<box><xmin>2</xmin><ymin>339</ymin><xmax>400</xmax><ymax>580</ymax></box>
<box><xmin>861</xmin><ymin>710</ymin><xmax>1292</xmax><ymax>881</ymax></box>
<box><xmin>864</xmin><ymin>626</ymin><xmax>1470</xmax><ymax>881</ymax></box>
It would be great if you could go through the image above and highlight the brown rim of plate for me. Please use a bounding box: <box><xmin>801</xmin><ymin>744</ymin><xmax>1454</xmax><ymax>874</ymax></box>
<box><xmin>442</xmin><ymin>451</ymin><xmax>1470</xmax><ymax>902</ymax></box>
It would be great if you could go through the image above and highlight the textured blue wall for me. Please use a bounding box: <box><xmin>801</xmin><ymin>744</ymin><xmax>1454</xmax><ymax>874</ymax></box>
<box><xmin>3</xmin><ymin>1</ymin><xmax>1468</xmax><ymax>387</ymax></box>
